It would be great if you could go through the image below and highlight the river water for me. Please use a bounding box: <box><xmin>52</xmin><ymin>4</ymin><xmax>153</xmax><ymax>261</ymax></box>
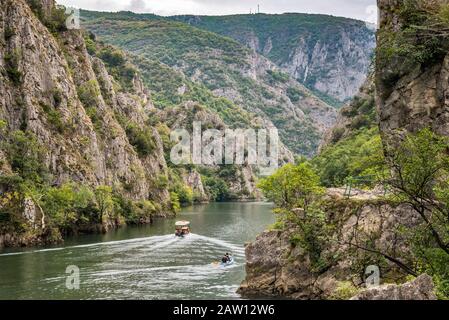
<box><xmin>0</xmin><ymin>202</ymin><xmax>274</xmax><ymax>300</ymax></box>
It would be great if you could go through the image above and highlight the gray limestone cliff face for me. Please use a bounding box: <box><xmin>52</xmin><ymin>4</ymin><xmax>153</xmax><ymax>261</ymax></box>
<box><xmin>173</xmin><ymin>14</ymin><xmax>376</xmax><ymax>103</ymax></box>
<box><xmin>351</xmin><ymin>274</ymin><xmax>437</xmax><ymax>300</ymax></box>
<box><xmin>182</xmin><ymin>170</ymin><xmax>208</xmax><ymax>203</ymax></box>
<box><xmin>157</xmin><ymin>102</ymin><xmax>264</xmax><ymax>200</ymax></box>
<box><xmin>277</xmin><ymin>29</ymin><xmax>375</xmax><ymax>102</ymax></box>
<box><xmin>320</xmin><ymin>73</ymin><xmax>376</xmax><ymax>150</ymax></box>
<box><xmin>238</xmin><ymin>191</ymin><xmax>421</xmax><ymax>299</ymax></box>
<box><xmin>0</xmin><ymin>0</ymin><xmax>171</xmax><ymax>221</ymax></box>
<box><xmin>376</xmin><ymin>0</ymin><xmax>449</xmax><ymax>147</ymax></box>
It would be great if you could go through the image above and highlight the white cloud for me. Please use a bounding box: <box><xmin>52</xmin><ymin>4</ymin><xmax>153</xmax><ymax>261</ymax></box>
<box><xmin>126</xmin><ymin>0</ymin><xmax>147</xmax><ymax>12</ymax></box>
<box><xmin>57</xmin><ymin>0</ymin><xmax>377</xmax><ymax>22</ymax></box>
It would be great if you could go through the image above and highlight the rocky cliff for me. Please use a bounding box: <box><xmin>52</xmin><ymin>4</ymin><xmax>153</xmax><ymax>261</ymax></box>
<box><xmin>1</xmin><ymin>0</ymin><xmax>173</xmax><ymax>197</ymax></box>
<box><xmin>238</xmin><ymin>190</ymin><xmax>422</xmax><ymax>299</ymax></box>
<box><xmin>172</xmin><ymin>14</ymin><xmax>376</xmax><ymax>104</ymax></box>
<box><xmin>320</xmin><ymin>73</ymin><xmax>376</xmax><ymax>149</ymax></box>
<box><xmin>376</xmin><ymin>0</ymin><xmax>449</xmax><ymax>148</ymax></box>
<box><xmin>351</xmin><ymin>274</ymin><xmax>437</xmax><ymax>300</ymax></box>
<box><xmin>0</xmin><ymin>0</ymin><xmax>175</xmax><ymax>247</ymax></box>
<box><xmin>82</xmin><ymin>11</ymin><xmax>337</xmax><ymax>157</ymax></box>
<box><xmin>238</xmin><ymin>0</ymin><xmax>449</xmax><ymax>300</ymax></box>
<box><xmin>3</xmin><ymin>0</ymin><xmax>297</xmax><ymax>249</ymax></box>
<box><xmin>155</xmin><ymin>101</ymin><xmax>295</xmax><ymax>200</ymax></box>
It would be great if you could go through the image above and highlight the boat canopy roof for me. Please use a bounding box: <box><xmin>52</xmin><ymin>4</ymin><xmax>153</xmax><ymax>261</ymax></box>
<box><xmin>175</xmin><ymin>221</ymin><xmax>190</xmax><ymax>227</ymax></box>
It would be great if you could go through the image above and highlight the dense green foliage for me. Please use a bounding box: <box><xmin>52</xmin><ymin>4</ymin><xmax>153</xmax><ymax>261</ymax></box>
<box><xmin>377</xmin><ymin>0</ymin><xmax>449</xmax><ymax>90</ymax></box>
<box><xmin>131</xmin><ymin>55</ymin><xmax>253</xmax><ymax>128</ymax></box>
<box><xmin>312</xmin><ymin>81</ymin><xmax>383</xmax><ymax>187</ymax></box>
<box><xmin>387</xmin><ymin>129</ymin><xmax>449</xmax><ymax>298</ymax></box>
<box><xmin>202</xmin><ymin>176</ymin><xmax>230</xmax><ymax>202</ymax></box>
<box><xmin>0</xmin><ymin>127</ymin><xmax>159</xmax><ymax>237</ymax></box>
<box><xmin>125</xmin><ymin>124</ymin><xmax>156</xmax><ymax>157</ymax></box>
<box><xmin>82</xmin><ymin>10</ymin><xmax>332</xmax><ymax>156</ymax></box>
<box><xmin>26</xmin><ymin>0</ymin><xmax>68</xmax><ymax>33</ymax></box>
<box><xmin>258</xmin><ymin>162</ymin><xmax>324</xmax><ymax>210</ymax></box>
<box><xmin>313</xmin><ymin>127</ymin><xmax>385</xmax><ymax>187</ymax></box>
<box><xmin>258</xmin><ymin>162</ymin><xmax>329</xmax><ymax>271</ymax></box>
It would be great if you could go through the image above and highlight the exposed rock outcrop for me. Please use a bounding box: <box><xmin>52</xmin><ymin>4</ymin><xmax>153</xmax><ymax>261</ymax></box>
<box><xmin>182</xmin><ymin>170</ymin><xmax>208</xmax><ymax>203</ymax></box>
<box><xmin>351</xmin><ymin>274</ymin><xmax>437</xmax><ymax>300</ymax></box>
<box><xmin>172</xmin><ymin>14</ymin><xmax>376</xmax><ymax>103</ymax></box>
<box><xmin>240</xmin><ymin>0</ymin><xmax>449</xmax><ymax>300</ymax></box>
<box><xmin>279</xmin><ymin>29</ymin><xmax>374</xmax><ymax>102</ymax></box>
<box><xmin>376</xmin><ymin>0</ymin><xmax>449</xmax><ymax>148</ymax></box>
<box><xmin>238</xmin><ymin>191</ymin><xmax>421</xmax><ymax>299</ymax></box>
<box><xmin>157</xmin><ymin>102</ymin><xmax>267</xmax><ymax>200</ymax></box>
<box><xmin>0</xmin><ymin>0</ymin><xmax>173</xmax><ymax>246</ymax></box>
<box><xmin>320</xmin><ymin>73</ymin><xmax>376</xmax><ymax>150</ymax></box>
<box><xmin>82</xmin><ymin>11</ymin><xmax>337</xmax><ymax>156</ymax></box>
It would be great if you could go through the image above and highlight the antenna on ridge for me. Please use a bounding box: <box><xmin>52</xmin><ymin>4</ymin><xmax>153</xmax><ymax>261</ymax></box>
<box><xmin>258</xmin><ymin>4</ymin><xmax>260</xmax><ymax>14</ymax></box>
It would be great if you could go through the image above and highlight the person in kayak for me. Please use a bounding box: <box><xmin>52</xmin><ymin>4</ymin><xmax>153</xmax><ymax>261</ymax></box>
<box><xmin>221</xmin><ymin>253</ymin><xmax>231</xmax><ymax>263</ymax></box>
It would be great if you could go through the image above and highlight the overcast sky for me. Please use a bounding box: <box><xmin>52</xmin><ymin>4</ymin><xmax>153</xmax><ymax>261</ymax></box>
<box><xmin>57</xmin><ymin>0</ymin><xmax>378</xmax><ymax>23</ymax></box>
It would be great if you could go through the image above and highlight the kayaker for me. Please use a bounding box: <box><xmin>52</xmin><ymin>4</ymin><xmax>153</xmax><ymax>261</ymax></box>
<box><xmin>222</xmin><ymin>254</ymin><xmax>230</xmax><ymax>263</ymax></box>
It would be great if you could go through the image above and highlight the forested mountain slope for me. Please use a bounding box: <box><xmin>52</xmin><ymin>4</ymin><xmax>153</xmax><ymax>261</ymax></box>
<box><xmin>239</xmin><ymin>0</ymin><xmax>449</xmax><ymax>300</ymax></box>
<box><xmin>171</xmin><ymin>13</ymin><xmax>376</xmax><ymax>105</ymax></box>
<box><xmin>82</xmin><ymin>10</ymin><xmax>337</xmax><ymax>156</ymax></box>
<box><xmin>0</xmin><ymin>0</ymin><xmax>263</xmax><ymax>247</ymax></box>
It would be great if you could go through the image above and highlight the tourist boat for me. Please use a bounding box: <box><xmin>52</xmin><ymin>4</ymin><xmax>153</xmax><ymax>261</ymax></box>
<box><xmin>175</xmin><ymin>221</ymin><xmax>191</xmax><ymax>237</ymax></box>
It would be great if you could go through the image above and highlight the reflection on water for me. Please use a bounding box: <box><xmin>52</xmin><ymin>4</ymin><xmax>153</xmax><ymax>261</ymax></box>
<box><xmin>0</xmin><ymin>202</ymin><xmax>274</xmax><ymax>300</ymax></box>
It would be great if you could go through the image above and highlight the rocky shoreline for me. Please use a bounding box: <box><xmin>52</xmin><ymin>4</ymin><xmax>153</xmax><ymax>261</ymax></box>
<box><xmin>237</xmin><ymin>189</ymin><xmax>433</xmax><ymax>300</ymax></box>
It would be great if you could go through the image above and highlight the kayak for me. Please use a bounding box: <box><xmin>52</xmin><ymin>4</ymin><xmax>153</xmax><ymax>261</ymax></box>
<box><xmin>211</xmin><ymin>256</ymin><xmax>235</xmax><ymax>268</ymax></box>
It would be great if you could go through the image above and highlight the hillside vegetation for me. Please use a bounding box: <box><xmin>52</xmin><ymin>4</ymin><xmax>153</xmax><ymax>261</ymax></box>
<box><xmin>171</xmin><ymin>13</ymin><xmax>376</xmax><ymax>104</ymax></box>
<box><xmin>82</xmin><ymin>10</ymin><xmax>337</xmax><ymax>156</ymax></box>
<box><xmin>0</xmin><ymin>0</ymin><xmax>260</xmax><ymax>247</ymax></box>
<box><xmin>243</xmin><ymin>0</ymin><xmax>449</xmax><ymax>300</ymax></box>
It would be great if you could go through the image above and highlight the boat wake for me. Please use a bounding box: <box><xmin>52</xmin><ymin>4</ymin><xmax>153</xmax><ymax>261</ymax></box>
<box><xmin>0</xmin><ymin>232</ymin><xmax>245</xmax><ymax>299</ymax></box>
<box><xmin>0</xmin><ymin>233</ymin><xmax>244</xmax><ymax>258</ymax></box>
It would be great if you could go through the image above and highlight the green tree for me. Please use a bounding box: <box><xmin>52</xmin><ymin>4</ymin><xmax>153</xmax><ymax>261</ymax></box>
<box><xmin>313</xmin><ymin>128</ymin><xmax>386</xmax><ymax>187</ymax></box>
<box><xmin>387</xmin><ymin>128</ymin><xmax>449</xmax><ymax>298</ymax></box>
<box><xmin>94</xmin><ymin>186</ymin><xmax>114</xmax><ymax>222</ymax></box>
<box><xmin>4</xmin><ymin>131</ymin><xmax>49</xmax><ymax>185</ymax></box>
<box><xmin>258</xmin><ymin>162</ymin><xmax>329</xmax><ymax>271</ymax></box>
<box><xmin>258</xmin><ymin>162</ymin><xmax>324</xmax><ymax>210</ymax></box>
<box><xmin>203</xmin><ymin>176</ymin><xmax>229</xmax><ymax>201</ymax></box>
<box><xmin>42</xmin><ymin>184</ymin><xmax>94</xmax><ymax>232</ymax></box>
<box><xmin>170</xmin><ymin>192</ymin><xmax>181</xmax><ymax>213</ymax></box>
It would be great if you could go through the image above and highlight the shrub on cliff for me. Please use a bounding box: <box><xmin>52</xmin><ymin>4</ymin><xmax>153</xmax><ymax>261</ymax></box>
<box><xmin>42</xmin><ymin>184</ymin><xmax>96</xmax><ymax>233</ymax></box>
<box><xmin>26</xmin><ymin>1</ymin><xmax>68</xmax><ymax>34</ymax></box>
<box><xmin>125</xmin><ymin>124</ymin><xmax>156</xmax><ymax>157</ymax></box>
<box><xmin>377</xmin><ymin>0</ymin><xmax>449</xmax><ymax>90</ymax></box>
<box><xmin>258</xmin><ymin>162</ymin><xmax>331</xmax><ymax>272</ymax></box>
<box><xmin>77</xmin><ymin>80</ymin><xmax>101</xmax><ymax>108</ymax></box>
<box><xmin>3</xmin><ymin>130</ymin><xmax>50</xmax><ymax>185</ymax></box>
<box><xmin>386</xmin><ymin>128</ymin><xmax>449</xmax><ymax>298</ymax></box>
<box><xmin>313</xmin><ymin>127</ymin><xmax>386</xmax><ymax>187</ymax></box>
<box><xmin>203</xmin><ymin>176</ymin><xmax>229</xmax><ymax>202</ymax></box>
<box><xmin>4</xmin><ymin>51</ymin><xmax>23</xmax><ymax>86</ymax></box>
